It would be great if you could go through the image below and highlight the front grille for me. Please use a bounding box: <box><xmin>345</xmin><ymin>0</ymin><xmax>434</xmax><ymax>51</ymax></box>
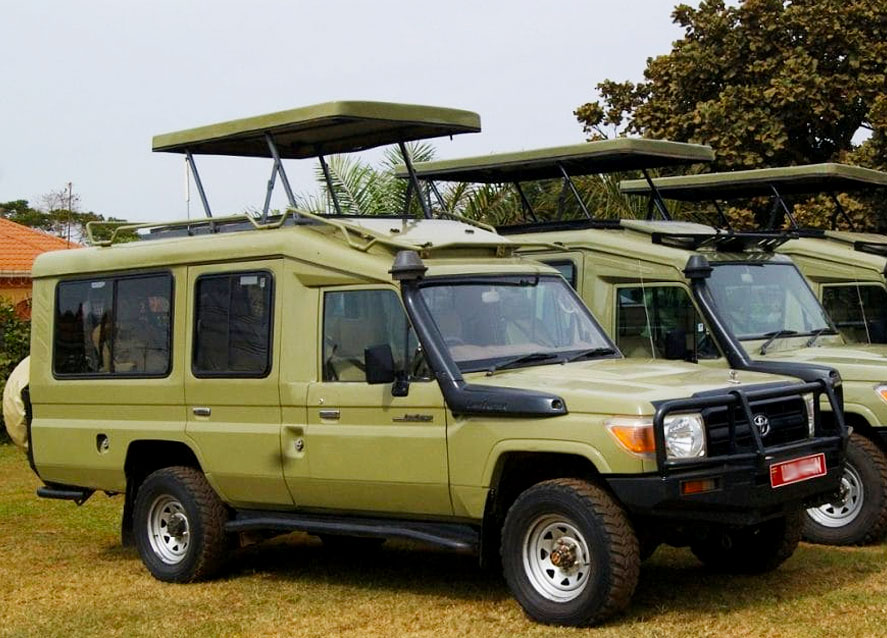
<box><xmin>703</xmin><ymin>396</ymin><xmax>808</xmax><ymax>456</ymax></box>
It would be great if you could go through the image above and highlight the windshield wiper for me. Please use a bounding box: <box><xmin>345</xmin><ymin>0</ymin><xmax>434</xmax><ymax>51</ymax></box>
<box><xmin>560</xmin><ymin>347</ymin><xmax>617</xmax><ymax>364</ymax></box>
<box><xmin>805</xmin><ymin>327</ymin><xmax>833</xmax><ymax>348</ymax></box>
<box><xmin>485</xmin><ymin>352</ymin><xmax>560</xmax><ymax>376</ymax></box>
<box><xmin>759</xmin><ymin>330</ymin><xmax>799</xmax><ymax>355</ymax></box>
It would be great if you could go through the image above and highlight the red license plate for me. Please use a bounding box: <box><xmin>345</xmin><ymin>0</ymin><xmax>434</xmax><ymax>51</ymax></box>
<box><xmin>770</xmin><ymin>453</ymin><xmax>827</xmax><ymax>488</ymax></box>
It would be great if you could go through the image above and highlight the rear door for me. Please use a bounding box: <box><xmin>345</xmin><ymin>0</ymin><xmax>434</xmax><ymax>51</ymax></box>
<box><xmin>184</xmin><ymin>260</ymin><xmax>291</xmax><ymax>508</ymax></box>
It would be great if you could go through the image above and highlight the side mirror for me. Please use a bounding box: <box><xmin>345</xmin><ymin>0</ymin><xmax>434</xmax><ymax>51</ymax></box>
<box><xmin>365</xmin><ymin>344</ymin><xmax>396</xmax><ymax>384</ymax></box>
<box><xmin>664</xmin><ymin>328</ymin><xmax>687</xmax><ymax>360</ymax></box>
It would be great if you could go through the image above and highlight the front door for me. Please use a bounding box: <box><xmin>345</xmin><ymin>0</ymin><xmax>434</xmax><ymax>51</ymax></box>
<box><xmin>299</xmin><ymin>286</ymin><xmax>451</xmax><ymax>516</ymax></box>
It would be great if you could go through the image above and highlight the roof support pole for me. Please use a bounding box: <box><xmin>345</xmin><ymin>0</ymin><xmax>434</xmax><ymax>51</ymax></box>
<box><xmin>428</xmin><ymin>181</ymin><xmax>450</xmax><ymax>215</ymax></box>
<box><xmin>184</xmin><ymin>149</ymin><xmax>213</xmax><ymax>218</ymax></box>
<box><xmin>262</xmin><ymin>158</ymin><xmax>279</xmax><ymax>222</ymax></box>
<box><xmin>264</xmin><ymin>134</ymin><xmax>297</xmax><ymax>209</ymax></box>
<box><xmin>557</xmin><ymin>162</ymin><xmax>591</xmax><ymax>219</ymax></box>
<box><xmin>403</xmin><ymin>180</ymin><xmax>414</xmax><ymax>217</ymax></box>
<box><xmin>318</xmin><ymin>154</ymin><xmax>343</xmax><ymax>216</ymax></box>
<box><xmin>828</xmin><ymin>191</ymin><xmax>856</xmax><ymax>230</ymax></box>
<box><xmin>768</xmin><ymin>184</ymin><xmax>798</xmax><ymax>230</ymax></box>
<box><xmin>641</xmin><ymin>168</ymin><xmax>672</xmax><ymax>220</ymax></box>
<box><xmin>398</xmin><ymin>141</ymin><xmax>433</xmax><ymax>219</ymax></box>
<box><xmin>513</xmin><ymin>182</ymin><xmax>538</xmax><ymax>222</ymax></box>
<box><xmin>711</xmin><ymin>199</ymin><xmax>732</xmax><ymax>230</ymax></box>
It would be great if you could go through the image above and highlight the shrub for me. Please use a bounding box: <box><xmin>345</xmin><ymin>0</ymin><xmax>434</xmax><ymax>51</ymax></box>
<box><xmin>0</xmin><ymin>298</ymin><xmax>30</xmax><ymax>443</ymax></box>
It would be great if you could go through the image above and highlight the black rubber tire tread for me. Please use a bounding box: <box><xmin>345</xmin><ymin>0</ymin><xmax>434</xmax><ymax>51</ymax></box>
<box><xmin>691</xmin><ymin>509</ymin><xmax>803</xmax><ymax>574</ymax></box>
<box><xmin>133</xmin><ymin>466</ymin><xmax>229</xmax><ymax>583</ymax></box>
<box><xmin>500</xmin><ymin>478</ymin><xmax>640</xmax><ymax>627</ymax></box>
<box><xmin>803</xmin><ymin>432</ymin><xmax>887</xmax><ymax>546</ymax></box>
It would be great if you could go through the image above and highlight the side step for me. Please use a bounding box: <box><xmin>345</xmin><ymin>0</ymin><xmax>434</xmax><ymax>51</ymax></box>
<box><xmin>226</xmin><ymin>510</ymin><xmax>479</xmax><ymax>552</ymax></box>
<box><xmin>37</xmin><ymin>486</ymin><xmax>94</xmax><ymax>506</ymax></box>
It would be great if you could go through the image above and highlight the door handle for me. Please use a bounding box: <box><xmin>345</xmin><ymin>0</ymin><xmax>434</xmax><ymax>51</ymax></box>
<box><xmin>192</xmin><ymin>407</ymin><xmax>212</xmax><ymax>417</ymax></box>
<box><xmin>318</xmin><ymin>409</ymin><xmax>340</xmax><ymax>420</ymax></box>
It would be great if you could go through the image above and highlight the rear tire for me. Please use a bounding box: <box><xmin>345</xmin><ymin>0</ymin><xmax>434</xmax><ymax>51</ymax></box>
<box><xmin>133</xmin><ymin>466</ymin><xmax>229</xmax><ymax>582</ymax></box>
<box><xmin>500</xmin><ymin>478</ymin><xmax>639</xmax><ymax>627</ymax></box>
<box><xmin>691</xmin><ymin>510</ymin><xmax>802</xmax><ymax>574</ymax></box>
<box><xmin>803</xmin><ymin>433</ymin><xmax>887</xmax><ymax>545</ymax></box>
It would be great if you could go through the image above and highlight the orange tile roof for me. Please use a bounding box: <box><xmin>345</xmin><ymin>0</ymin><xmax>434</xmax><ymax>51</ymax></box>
<box><xmin>0</xmin><ymin>216</ymin><xmax>79</xmax><ymax>274</ymax></box>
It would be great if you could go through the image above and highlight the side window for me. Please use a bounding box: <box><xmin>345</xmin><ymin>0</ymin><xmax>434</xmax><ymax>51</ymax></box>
<box><xmin>193</xmin><ymin>272</ymin><xmax>273</xmax><ymax>377</ymax></box>
<box><xmin>54</xmin><ymin>273</ymin><xmax>172</xmax><ymax>376</ymax></box>
<box><xmin>544</xmin><ymin>261</ymin><xmax>577</xmax><ymax>288</ymax></box>
<box><xmin>822</xmin><ymin>285</ymin><xmax>887</xmax><ymax>344</ymax></box>
<box><xmin>616</xmin><ymin>286</ymin><xmax>719</xmax><ymax>361</ymax></box>
<box><xmin>322</xmin><ymin>289</ymin><xmax>426</xmax><ymax>382</ymax></box>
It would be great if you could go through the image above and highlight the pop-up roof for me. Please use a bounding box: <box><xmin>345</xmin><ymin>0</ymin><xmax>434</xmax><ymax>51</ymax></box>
<box><xmin>620</xmin><ymin>163</ymin><xmax>887</xmax><ymax>232</ymax></box>
<box><xmin>619</xmin><ymin>163</ymin><xmax>887</xmax><ymax>202</ymax></box>
<box><xmin>398</xmin><ymin>139</ymin><xmax>714</xmax><ymax>183</ymax></box>
<box><xmin>151</xmin><ymin>101</ymin><xmax>481</xmax><ymax>220</ymax></box>
<box><xmin>152</xmin><ymin>101</ymin><xmax>480</xmax><ymax>158</ymax></box>
<box><xmin>395</xmin><ymin>139</ymin><xmax>714</xmax><ymax>223</ymax></box>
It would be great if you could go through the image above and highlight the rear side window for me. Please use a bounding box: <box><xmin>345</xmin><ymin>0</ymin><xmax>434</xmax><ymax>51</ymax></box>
<box><xmin>193</xmin><ymin>271</ymin><xmax>273</xmax><ymax>377</ymax></box>
<box><xmin>543</xmin><ymin>261</ymin><xmax>577</xmax><ymax>288</ymax></box>
<box><xmin>54</xmin><ymin>273</ymin><xmax>173</xmax><ymax>376</ymax></box>
<box><xmin>822</xmin><ymin>284</ymin><xmax>887</xmax><ymax>344</ymax></box>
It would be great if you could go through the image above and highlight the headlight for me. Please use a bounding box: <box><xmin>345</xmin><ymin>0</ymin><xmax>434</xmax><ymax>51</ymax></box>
<box><xmin>875</xmin><ymin>384</ymin><xmax>887</xmax><ymax>404</ymax></box>
<box><xmin>803</xmin><ymin>393</ymin><xmax>816</xmax><ymax>437</ymax></box>
<box><xmin>663</xmin><ymin>413</ymin><xmax>706</xmax><ymax>459</ymax></box>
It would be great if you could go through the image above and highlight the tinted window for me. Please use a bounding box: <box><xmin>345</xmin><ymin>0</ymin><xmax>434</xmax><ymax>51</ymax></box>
<box><xmin>54</xmin><ymin>274</ymin><xmax>172</xmax><ymax>376</ymax></box>
<box><xmin>616</xmin><ymin>286</ymin><xmax>719</xmax><ymax>361</ymax></box>
<box><xmin>822</xmin><ymin>284</ymin><xmax>887</xmax><ymax>344</ymax></box>
<box><xmin>323</xmin><ymin>289</ymin><xmax>425</xmax><ymax>382</ymax></box>
<box><xmin>193</xmin><ymin>272</ymin><xmax>273</xmax><ymax>376</ymax></box>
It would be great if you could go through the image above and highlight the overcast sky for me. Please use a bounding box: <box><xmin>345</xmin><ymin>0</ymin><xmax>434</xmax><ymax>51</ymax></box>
<box><xmin>1</xmin><ymin>1</ymin><xmax>689</xmax><ymax>222</ymax></box>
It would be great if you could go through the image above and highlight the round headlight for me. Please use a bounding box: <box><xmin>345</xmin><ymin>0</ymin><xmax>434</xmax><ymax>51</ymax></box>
<box><xmin>663</xmin><ymin>413</ymin><xmax>706</xmax><ymax>459</ymax></box>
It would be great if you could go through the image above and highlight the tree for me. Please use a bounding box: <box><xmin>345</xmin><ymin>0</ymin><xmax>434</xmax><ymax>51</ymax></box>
<box><xmin>0</xmin><ymin>298</ymin><xmax>30</xmax><ymax>444</ymax></box>
<box><xmin>575</xmin><ymin>0</ymin><xmax>887</xmax><ymax>230</ymax></box>
<box><xmin>0</xmin><ymin>193</ymin><xmax>135</xmax><ymax>244</ymax></box>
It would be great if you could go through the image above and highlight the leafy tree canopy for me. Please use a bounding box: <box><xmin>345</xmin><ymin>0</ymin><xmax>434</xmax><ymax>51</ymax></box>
<box><xmin>575</xmin><ymin>0</ymin><xmax>887</xmax><ymax>229</ymax></box>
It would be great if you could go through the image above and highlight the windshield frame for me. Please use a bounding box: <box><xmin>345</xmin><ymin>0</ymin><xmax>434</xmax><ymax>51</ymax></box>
<box><xmin>706</xmin><ymin>261</ymin><xmax>838</xmax><ymax>342</ymax></box>
<box><xmin>416</xmin><ymin>273</ymin><xmax>620</xmax><ymax>373</ymax></box>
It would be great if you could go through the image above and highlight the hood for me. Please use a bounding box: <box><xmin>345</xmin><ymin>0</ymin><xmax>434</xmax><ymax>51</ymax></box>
<box><xmin>759</xmin><ymin>342</ymin><xmax>887</xmax><ymax>383</ymax></box>
<box><xmin>466</xmin><ymin>358</ymin><xmax>799</xmax><ymax>416</ymax></box>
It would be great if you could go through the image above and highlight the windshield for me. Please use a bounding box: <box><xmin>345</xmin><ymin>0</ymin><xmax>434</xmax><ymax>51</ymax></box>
<box><xmin>707</xmin><ymin>263</ymin><xmax>834</xmax><ymax>340</ymax></box>
<box><xmin>418</xmin><ymin>276</ymin><xmax>614</xmax><ymax>372</ymax></box>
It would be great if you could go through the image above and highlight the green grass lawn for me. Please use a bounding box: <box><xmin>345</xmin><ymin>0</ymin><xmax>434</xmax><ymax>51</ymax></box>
<box><xmin>1</xmin><ymin>443</ymin><xmax>885</xmax><ymax>638</ymax></box>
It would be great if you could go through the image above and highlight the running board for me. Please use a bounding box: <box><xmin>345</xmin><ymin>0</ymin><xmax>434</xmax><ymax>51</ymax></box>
<box><xmin>37</xmin><ymin>486</ymin><xmax>94</xmax><ymax>505</ymax></box>
<box><xmin>226</xmin><ymin>510</ymin><xmax>479</xmax><ymax>552</ymax></box>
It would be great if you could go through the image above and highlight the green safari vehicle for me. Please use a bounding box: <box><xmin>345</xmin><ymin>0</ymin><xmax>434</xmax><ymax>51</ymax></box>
<box><xmin>403</xmin><ymin>141</ymin><xmax>887</xmax><ymax>547</ymax></box>
<box><xmin>618</xmin><ymin>164</ymin><xmax>887</xmax><ymax>546</ymax></box>
<box><xmin>21</xmin><ymin>108</ymin><xmax>846</xmax><ymax>627</ymax></box>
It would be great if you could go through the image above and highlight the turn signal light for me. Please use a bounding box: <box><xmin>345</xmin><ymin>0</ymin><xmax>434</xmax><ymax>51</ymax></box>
<box><xmin>680</xmin><ymin>479</ymin><xmax>719</xmax><ymax>495</ymax></box>
<box><xmin>606</xmin><ymin>419</ymin><xmax>656</xmax><ymax>456</ymax></box>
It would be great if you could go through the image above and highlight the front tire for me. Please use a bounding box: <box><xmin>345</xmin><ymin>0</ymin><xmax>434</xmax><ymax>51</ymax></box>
<box><xmin>691</xmin><ymin>510</ymin><xmax>802</xmax><ymax>574</ymax></box>
<box><xmin>500</xmin><ymin>478</ymin><xmax>640</xmax><ymax>627</ymax></box>
<box><xmin>133</xmin><ymin>466</ymin><xmax>229</xmax><ymax>582</ymax></box>
<box><xmin>803</xmin><ymin>433</ymin><xmax>887</xmax><ymax>545</ymax></box>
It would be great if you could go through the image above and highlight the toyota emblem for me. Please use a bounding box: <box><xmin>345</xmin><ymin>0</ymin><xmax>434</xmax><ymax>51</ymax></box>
<box><xmin>753</xmin><ymin>414</ymin><xmax>771</xmax><ymax>437</ymax></box>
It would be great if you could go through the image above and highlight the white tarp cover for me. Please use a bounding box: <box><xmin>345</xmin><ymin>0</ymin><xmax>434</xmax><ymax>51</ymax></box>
<box><xmin>2</xmin><ymin>357</ymin><xmax>29</xmax><ymax>451</ymax></box>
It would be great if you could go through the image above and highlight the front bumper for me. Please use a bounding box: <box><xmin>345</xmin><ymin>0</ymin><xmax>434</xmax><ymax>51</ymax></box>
<box><xmin>607</xmin><ymin>438</ymin><xmax>844</xmax><ymax>526</ymax></box>
<box><xmin>609</xmin><ymin>379</ymin><xmax>847</xmax><ymax>526</ymax></box>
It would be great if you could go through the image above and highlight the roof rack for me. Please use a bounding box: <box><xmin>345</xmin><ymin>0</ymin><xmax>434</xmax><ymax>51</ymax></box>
<box><xmin>619</xmin><ymin>220</ymin><xmax>794</xmax><ymax>253</ymax></box>
<box><xmin>395</xmin><ymin>139</ymin><xmax>715</xmax><ymax>224</ymax></box>
<box><xmin>620</xmin><ymin>163</ymin><xmax>887</xmax><ymax>232</ymax></box>
<box><xmin>152</xmin><ymin>101</ymin><xmax>481</xmax><ymax>222</ymax></box>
